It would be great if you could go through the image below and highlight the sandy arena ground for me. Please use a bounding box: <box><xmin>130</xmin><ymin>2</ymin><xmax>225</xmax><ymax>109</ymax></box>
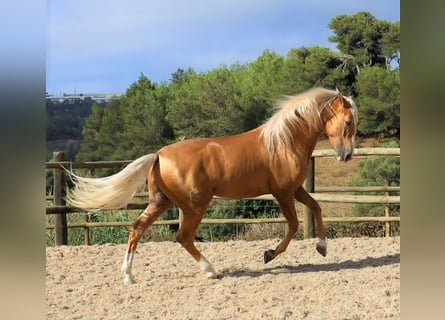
<box><xmin>46</xmin><ymin>237</ymin><xmax>400</xmax><ymax>319</ymax></box>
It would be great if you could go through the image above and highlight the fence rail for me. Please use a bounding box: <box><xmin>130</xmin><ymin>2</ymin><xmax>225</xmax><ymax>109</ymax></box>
<box><xmin>46</xmin><ymin>148</ymin><xmax>400</xmax><ymax>245</ymax></box>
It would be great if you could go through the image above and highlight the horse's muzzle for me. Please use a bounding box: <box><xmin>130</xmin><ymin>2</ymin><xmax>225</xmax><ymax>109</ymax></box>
<box><xmin>336</xmin><ymin>150</ymin><xmax>352</xmax><ymax>162</ymax></box>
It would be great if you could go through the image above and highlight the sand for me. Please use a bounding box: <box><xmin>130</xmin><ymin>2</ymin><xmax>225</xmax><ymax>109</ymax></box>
<box><xmin>46</xmin><ymin>237</ymin><xmax>400</xmax><ymax>319</ymax></box>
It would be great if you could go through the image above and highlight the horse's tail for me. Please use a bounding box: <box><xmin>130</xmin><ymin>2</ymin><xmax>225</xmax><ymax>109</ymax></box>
<box><xmin>66</xmin><ymin>153</ymin><xmax>158</xmax><ymax>211</ymax></box>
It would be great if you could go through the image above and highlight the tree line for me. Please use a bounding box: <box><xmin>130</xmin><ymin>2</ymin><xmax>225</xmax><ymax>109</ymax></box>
<box><xmin>47</xmin><ymin>12</ymin><xmax>400</xmax><ymax>164</ymax></box>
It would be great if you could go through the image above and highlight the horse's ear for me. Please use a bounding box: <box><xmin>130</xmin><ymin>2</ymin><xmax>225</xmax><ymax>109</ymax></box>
<box><xmin>334</xmin><ymin>87</ymin><xmax>345</xmax><ymax>104</ymax></box>
<box><xmin>336</xmin><ymin>93</ymin><xmax>352</xmax><ymax>109</ymax></box>
<box><xmin>336</xmin><ymin>93</ymin><xmax>345</xmax><ymax>105</ymax></box>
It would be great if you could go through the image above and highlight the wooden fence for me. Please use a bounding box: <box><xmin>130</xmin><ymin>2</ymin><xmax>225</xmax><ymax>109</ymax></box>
<box><xmin>46</xmin><ymin>148</ymin><xmax>400</xmax><ymax>245</ymax></box>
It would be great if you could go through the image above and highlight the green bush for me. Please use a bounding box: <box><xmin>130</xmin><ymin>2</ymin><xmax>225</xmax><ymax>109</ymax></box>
<box><xmin>197</xmin><ymin>199</ymin><xmax>280</xmax><ymax>241</ymax></box>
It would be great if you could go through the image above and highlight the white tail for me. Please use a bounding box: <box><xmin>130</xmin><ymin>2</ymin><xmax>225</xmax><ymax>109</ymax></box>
<box><xmin>66</xmin><ymin>154</ymin><xmax>158</xmax><ymax>211</ymax></box>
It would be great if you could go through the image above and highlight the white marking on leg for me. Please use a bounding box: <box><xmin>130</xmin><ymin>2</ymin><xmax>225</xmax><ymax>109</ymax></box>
<box><xmin>317</xmin><ymin>238</ymin><xmax>327</xmax><ymax>249</ymax></box>
<box><xmin>199</xmin><ymin>256</ymin><xmax>218</xmax><ymax>279</ymax></box>
<box><xmin>121</xmin><ymin>252</ymin><xmax>135</xmax><ymax>284</ymax></box>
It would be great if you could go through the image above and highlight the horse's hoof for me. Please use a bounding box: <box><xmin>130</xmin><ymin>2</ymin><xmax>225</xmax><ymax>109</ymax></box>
<box><xmin>123</xmin><ymin>274</ymin><xmax>135</xmax><ymax>284</ymax></box>
<box><xmin>206</xmin><ymin>272</ymin><xmax>223</xmax><ymax>280</ymax></box>
<box><xmin>207</xmin><ymin>273</ymin><xmax>224</xmax><ymax>280</ymax></box>
<box><xmin>316</xmin><ymin>244</ymin><xmax>327</xmax><ymax>257</ymax></box>
<box><xmin>264</xmin><ymin>249</ymin><xmax>275</xmax><ymax>264</ymax></box>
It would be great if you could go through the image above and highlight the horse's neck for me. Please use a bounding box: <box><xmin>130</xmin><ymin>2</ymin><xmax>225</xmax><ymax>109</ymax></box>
<box><xmin>292</xmin><ymin>128</ymin><xmax>322</xmax><ymax>161</ymax></box>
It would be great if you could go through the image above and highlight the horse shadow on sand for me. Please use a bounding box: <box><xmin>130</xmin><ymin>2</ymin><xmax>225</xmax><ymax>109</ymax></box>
<box><xmin>222</xmin><ymin>253</ymin><xmax>400</xmax><ymax>278</ymax></box>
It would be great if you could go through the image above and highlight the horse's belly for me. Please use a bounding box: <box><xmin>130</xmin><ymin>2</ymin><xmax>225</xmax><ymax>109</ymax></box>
<box><xmin>213</xmin><ymin>179</ymin><xmax>269</xmax><ymax>199</ymax></box>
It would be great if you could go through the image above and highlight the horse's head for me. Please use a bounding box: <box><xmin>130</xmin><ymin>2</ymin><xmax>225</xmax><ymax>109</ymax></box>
<box><xmin>322</xmin><ymin>94</ymin><xmax>358</xmax><ymax>162</ymax></box>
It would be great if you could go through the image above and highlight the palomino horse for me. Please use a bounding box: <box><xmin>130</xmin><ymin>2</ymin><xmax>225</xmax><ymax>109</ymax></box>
<box><xmin>67</xmin><ymin>87</ymin><xmax>358</xmax><ymax>284</ymax></box>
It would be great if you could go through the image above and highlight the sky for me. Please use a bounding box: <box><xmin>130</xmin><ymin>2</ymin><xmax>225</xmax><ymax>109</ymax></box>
<box><xmin>46</xmin><ymin>0</ymin><xmax>400</xmax><ymax>95</ymax></box>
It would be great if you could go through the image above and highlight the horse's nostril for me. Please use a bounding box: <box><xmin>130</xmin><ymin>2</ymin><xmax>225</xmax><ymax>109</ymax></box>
<box><xmin>344</xmin><ymin>153</ymin><xmax>352</xmax><ymax>161</ymax></box>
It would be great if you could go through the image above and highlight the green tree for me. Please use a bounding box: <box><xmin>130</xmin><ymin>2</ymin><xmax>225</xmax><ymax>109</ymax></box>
<box><xmin>166</xmin><ymin>68</ymin><xmax>208</xmax><ymax>138</ymax></box>
<box><xmin>354</xmin><ymin>66</ymin><xmax>400</xmax><ymax>135</ymax></box>
<box><xmin>46</xmin><ymin>99</ymin><xmax>95</xmax><ymax>142</ymax></box>
<box><xmin>201</xmin><ymin>67</ymin><xmax>244</xmax><ymax>136</ymax></box>
<box><xmin>171</xmin><ymin>67</ymin><xmax>192</xmax><ymax>84</ymax></box>
<box><xmin>284</xmin><ymin>46</ymin><xmax>353</xmax><ymax>94</ymax></box>
<box><xmin>77</xmin><ymin>99</ymin><xmax>125</xmax><ymax>161</ymax></box>
<box><xmin>328</xmin><ymin>12</ymin><xmax>400</xmax><ymax>77</ymax></box>
<box><xmin>166</xmin><ymin>66</ymin><xmax>243</xmax><ymax>138</ymax></box>
<box><xmin>120</xmin><ymin>74</ymin><xmax>174</xmax><ymax>159</ymax></box>
<box><xmin>380</xmin><ymin>21</ymin><xmax>400</xmax><ymax>69</ymax></box>
<box><xmin>234</xmin><ymin>51</ymin><xmax>286</xmax><ymax>131</ymax></box>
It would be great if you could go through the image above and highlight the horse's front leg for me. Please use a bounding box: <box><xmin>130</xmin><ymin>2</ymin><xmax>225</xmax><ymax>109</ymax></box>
<box><xmin>294</xmin><ymin>186</ymin><xmax>327</xmax><ymax>257</ymax></box>
<box><xmin>264</xmin><ymin>195</ymin><xmax>299</xmax><ymax>263</ymax></box>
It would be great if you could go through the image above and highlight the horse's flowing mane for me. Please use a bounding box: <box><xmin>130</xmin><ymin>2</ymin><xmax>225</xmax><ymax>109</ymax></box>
<box><xmin>261</xmin><ymin>87</ymin><xmax>340</xmax><ymax>154</ymax></box>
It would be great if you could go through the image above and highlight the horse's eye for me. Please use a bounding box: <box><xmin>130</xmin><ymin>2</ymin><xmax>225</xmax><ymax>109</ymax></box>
<box><xmin>345</xmin><ymin>120</ymin><xmax>352</xmax><ymax>126</ymax></box>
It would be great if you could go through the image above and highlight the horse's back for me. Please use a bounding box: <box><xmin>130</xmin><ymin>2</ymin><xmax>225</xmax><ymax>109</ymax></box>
<box><xmin>154</xmin><ymin>130</ymin><xmax>274</xmax><ymax>201</ymax></box>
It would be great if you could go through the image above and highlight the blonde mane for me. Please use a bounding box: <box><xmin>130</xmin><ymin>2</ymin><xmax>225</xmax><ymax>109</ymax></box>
<box><xmin>260</xmin><ymin>87</ymin><xmax>340</xmax><ymax>154</ymax></box>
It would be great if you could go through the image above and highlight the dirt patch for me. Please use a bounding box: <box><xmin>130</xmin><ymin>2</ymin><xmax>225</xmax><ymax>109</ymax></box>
<box><xmin>313</xmin><ymin>137</ymin><xmax>377</xmax><ymax>188</ymax></box>
<box><xmin>47</xmin><ymin>237</ymin><xmax>400</xmax><ymax>319</ymax></box>
<box><xmin>312</xmin><ymin>137</ymin><xmax>382</xmax><ymax>218</ymax></box>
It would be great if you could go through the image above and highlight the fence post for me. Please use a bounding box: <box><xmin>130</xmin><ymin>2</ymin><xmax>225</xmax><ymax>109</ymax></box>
<box><xmin>178</xmin><ymin>207</ymin><xmax>184</xmax><ymax>230</ymax></box>
<box><xmin>84</xmin><ymin>214</ymin><xmax>90</xmax><ymax>245</ymax></box>
<box><xmin>53</xmin><ymin>151</ymin><xmax>68</xmax><ymax>245</ymax></box>
<box><xmin>385</xmin><ymin>180</ymin><xmax>391</xmax><ymax>237</ymax></box>
<box><xmin>303</xmin><ymin>157</ymin><xmax>316</xmax><ymax>238</ymax></box>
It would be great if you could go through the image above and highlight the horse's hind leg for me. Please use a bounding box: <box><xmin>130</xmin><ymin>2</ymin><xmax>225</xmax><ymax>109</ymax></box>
<box><xmin>121</xmin><ymin>190</ymin><xmax>172</xmax><ymax>284</ymax></box>
<box><xmin>264</xmin><ymin>195</ymin><xmax>299</xmax><ymax>263</ymax></box>
<box><xmin>176</xmin><ymin>205</ymin><xmax>220</xmax><ymax>279</ymax></box>
<box><xmin>294</xmin><ymin>186</ymin><xmax>327</xmax><ymax>257</ymax></box>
